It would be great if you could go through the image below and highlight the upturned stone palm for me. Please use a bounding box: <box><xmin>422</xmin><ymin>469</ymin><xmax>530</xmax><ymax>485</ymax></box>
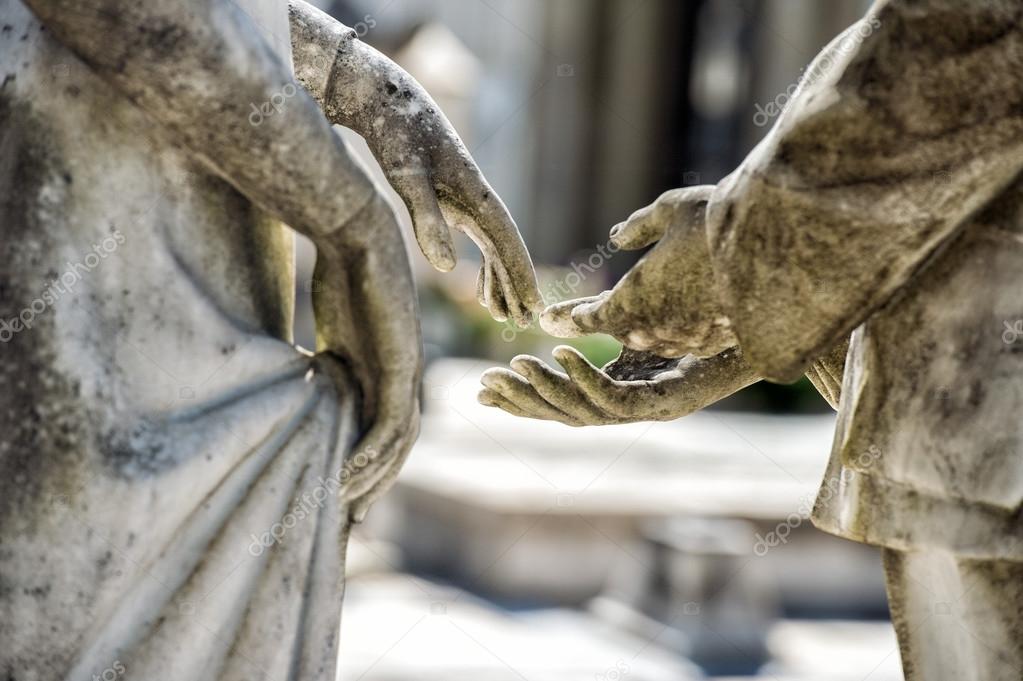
<box><xmin>482</xmin><ymin>2</ymin><xmax>1023</xmax><ymax>679</ymax></box>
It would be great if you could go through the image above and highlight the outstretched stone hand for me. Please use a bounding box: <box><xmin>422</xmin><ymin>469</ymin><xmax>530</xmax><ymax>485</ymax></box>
<box><xmin>479</xmin><ymin>346</ymin><xmax>758</xmax><ymax>426</ymax></box>
<box><xmin>291</xmin><ymin>0</ymin><xmax>542</xmax><ymax>326</ymax></box>
<box><xmin>539</xmin><ymin>185</ymin><xmax>737</xmax><ymax>357</ymax></box>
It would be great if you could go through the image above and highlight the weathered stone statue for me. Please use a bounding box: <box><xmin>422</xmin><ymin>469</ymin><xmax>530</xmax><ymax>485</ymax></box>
<box><xmin>482</xmin><ymin>1</ymin><xmax>1023</xmax><ymax>679</ymax></box>
<box><xmin>0</xmin><ymin>0</ymin><xmax>538</xmax><ymax>678</ymax></box>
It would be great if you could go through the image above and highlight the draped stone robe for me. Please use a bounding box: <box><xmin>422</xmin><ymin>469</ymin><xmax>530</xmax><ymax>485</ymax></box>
<box><xmin>707</xmin><ymin>0</ymin><xmax>1023</xmax><ymax>559</ymax></box>
<box><xmin>0</xmin><ymin>1</ymin><xmax>358</xmax><ymax>679</ymax></box>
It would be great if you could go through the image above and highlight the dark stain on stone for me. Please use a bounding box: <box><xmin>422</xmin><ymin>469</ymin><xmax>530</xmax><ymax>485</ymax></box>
<box><xmin>98</xmin><ymin>417</ymin><xmax>171</xmax><ymax>478</ymax></box>
<box><xmin>967</xmin><ymin>380</ymin><xmax>986</xmax><ymax>408</ymax></box>
<box><xmin>0</xmin><ymin>93</ymin><xmax>92</xmax><ymax>535</ymax></box>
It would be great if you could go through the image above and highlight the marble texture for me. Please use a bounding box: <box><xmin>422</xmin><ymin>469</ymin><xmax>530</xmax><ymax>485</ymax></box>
<box><xmin>481</xmin><ymin>1</ymin><xmax>1023</xmax><ymax>678</ymax></box>
<box><xmin>0</xmin><ymin>0</ymin><xmax>538</xmax><ymax>678</ymax></box>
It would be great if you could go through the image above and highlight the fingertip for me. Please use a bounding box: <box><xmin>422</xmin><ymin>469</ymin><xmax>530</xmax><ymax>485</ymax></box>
<box><xmin>552</xmin><ymin>346</ymin><xmax>599</xmax><ymax>383</ymax></box>
<box><xmin>608</xmin><ymin>222</ymin><xmax>625</xmax><ymax>247</ymax></box>
<box><xmin>551</xmin><ymin>344</ymin><xmax>572</xmax><ymax>360</ymax></box>
<box><xmin>509</xmin><ymin>354</ymin><xmax>538</xmax><ymax>376</ymax></box>
<box><xmin>485</xmin><ymin>266</ymin><xmax>511</xmax><ymax>322</ymax></box>
<box><xmin>507</xmin><ymin>299</ymin><xmax>533</xmax><ymax>329</ymax></box>
<box><xmin>479</xmin><ymin>367</ymin><xmax>510</xmax><ymax>389</ymax></box>
<box><xmin>428</xmin><ymin>245</ymin><xmax>457</xmax><ymax>273</ymax></box>
<box><xmin>551</xmin><ymin>344</ymin><xmax>583</xmax><ymax>364</ymax></box>
<box><xmin>506</xmin><ymin>281</ymin><xmax>538</xmax><ymax>328</ymax></box>
<box><xmin>521</xmin><ymin>282</ymin><xmax>545</xmax><ymax>315</ymax></box>
<box><xmin>475</xmin><ymin>266</ymin><xmax>487</xmax><ymax>308</ymax></box>
<box><xmin>539</xmin><ymin>303</ymin><xmax>583</xmax><ymax>338</ymax></box>
<box><xmin>537</xmin><ymin>310</ymin><xmax>560</xmax><ymax>336</ymax></box>
<box><xmin>396</xmin><ymin>170</ymin><xmax>458</xmax><ymax>272</ymax></box>
<box><xmin>570</xmin><ymin>303</ymin><xmax>599</xmax><ymax>331</ymax></box>
<box><xmin>419</xmin><ymin>212</ymin><xmax>456</xmax><ymax>272</ymax></box>
<box><xmin>489</xmin><ymin>302</ymin><xmax>509</xmax><ymax>324</ymax></box>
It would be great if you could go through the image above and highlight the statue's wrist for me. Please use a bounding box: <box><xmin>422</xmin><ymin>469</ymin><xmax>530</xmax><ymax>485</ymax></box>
<box><xmin>290</xmin><ymin>2</ymin><xmax>358</xmax><ymax>107</ymax></box>
<box><xmin>321</xmin><ymin>39</ymin><xmax>397</xmax><ymax>134</ymax></box>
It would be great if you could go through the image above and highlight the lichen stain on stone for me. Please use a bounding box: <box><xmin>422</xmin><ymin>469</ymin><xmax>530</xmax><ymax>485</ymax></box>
<box><xmin>96</xmin><ymin>417</ymin><xmax>172</xmax><ymax>479</ymax></box>
<box><xmin>0</xmin><ymin>93</ymin><xmax>92</xmax><ymax>536</ymax></box>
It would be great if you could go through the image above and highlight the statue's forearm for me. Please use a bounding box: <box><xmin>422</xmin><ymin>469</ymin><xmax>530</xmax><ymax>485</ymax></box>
<box><xmin>288</xmin><ymin>0</ymin><xmax>378</xmax><ymax>130</ymax></box>
<box><xmin>288</xmin><ymin>0</ymin><xmax>443</xmax><ymax>144</ymax></box>
<box><xmin>705</xmin><ymin>1</ymin><xmax>1023</xmax><ymax>382</ymax></box>
<box><xmin>288</xmin><ymin>0</ymin><xmax>356</xmax><ymax>110</ymax></box>
<box><xmin>25</xmin><ymin>0</ymin><xmax>375</xmax><ymax>242</ymax></box>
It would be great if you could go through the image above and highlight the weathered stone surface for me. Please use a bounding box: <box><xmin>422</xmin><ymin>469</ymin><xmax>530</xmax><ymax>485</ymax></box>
<box><xmin>0</xmin><ymin>0</ymin><xmax>538</xmax><ymax>678</ymax></box>
<box><xmin>289</xmin><ymin>0</ymin><xmax>541</xmax><ymax>326</ymax></box>
<box><xmin>481</xmin><ymin>1</ymin><xmax>1023</xmax><ymax>678</ymax></box>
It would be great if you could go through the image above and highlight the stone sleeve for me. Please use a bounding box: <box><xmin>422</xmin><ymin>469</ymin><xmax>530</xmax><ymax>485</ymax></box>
<box><xmin>706</xmin><ymin>0</ymin><xmax>1023</xmax><ymax>382</ymax></box>
<box><xmin>288</xmin><ymin>0</ymin><xmax>357</xmax><ymax>108</ymax></box>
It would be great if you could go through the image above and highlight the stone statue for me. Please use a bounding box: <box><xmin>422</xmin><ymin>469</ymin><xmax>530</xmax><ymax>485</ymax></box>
<box><xmin>481</xmin><ymin>1</ymin><xmax>1023</xmax><ymax>679</ymax></box>
<box><xmin>0</xmin><ymin>0</ymin><xmax>538</xmax><ymax>678</ymax></box>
